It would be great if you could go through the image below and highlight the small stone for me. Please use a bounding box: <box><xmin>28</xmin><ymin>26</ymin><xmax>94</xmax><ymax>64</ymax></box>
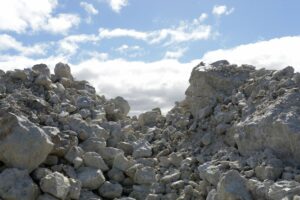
<box><xmin>68</xmin><ymin>178</ymin><xmax>81</xmax><ymax>200</ymax></box>
<box><xmin>83</xmin><ymin>152</ymin><xmax>109</xmax><ymax>171</ymax></box>
<box><xmin>40</xmin><ymin>172</ymin><xmax>71</xmax><ymax>200</ymax></box>
<box><xmin>134</xmin><ymin>166</ymin><xmax>156</xmax><ymax>185</ymax></box>
<box><xmin>133</xmin><ymin>139</ymin><xmax>152</xmax><ymax>158</ymax></box>
<box><xmin>77</xmin><ymin>167</ymin><xmax>105</xmax><ymax>190</ymax></box>
<box><xmin>98</xmin><ymin>181</ymin><xmax>123</xmax><ymax>199</ymax></box>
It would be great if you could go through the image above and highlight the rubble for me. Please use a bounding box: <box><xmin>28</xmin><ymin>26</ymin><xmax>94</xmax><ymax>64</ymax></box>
<box><xmin>0</xmin><ymin>61</ymin><xmax>299</xmax><ymax>199</ymax></box>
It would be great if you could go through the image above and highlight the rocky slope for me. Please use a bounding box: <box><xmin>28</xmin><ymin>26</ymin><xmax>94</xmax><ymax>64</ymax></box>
<box><xmin>0</xmin><ymin>61</ymin><xmax>300</xmax><ymax>200</ymax></box>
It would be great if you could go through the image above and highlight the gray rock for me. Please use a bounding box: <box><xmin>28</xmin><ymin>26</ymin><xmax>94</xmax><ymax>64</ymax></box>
<box><xmin>133</xmin><ymin>139</ymin><xmax>152</xmax><ymax>158</ymax></box>
<box><xmin>98</xmin><ymin>181</ymin><xmax>123</xmax><ymax>199</ymax></box>
<box><xmin>54</xmin><ymin>62</ymin><xmax>73</xmax><ymax>80</ymax></box>
<box><xmin>40</xmin><ymin>172</ymin><xmax>70</xmax><ymax>200</ymax></box>
<box><xmin>37</xmin><ymin>194</ymin><xmax>60</xmax><ymax>200</ymax></box>
<box><xmin>138</xmin><ymin>110</ymin><xmax>161</xmax><ymax>127</ymax></box>
<box><xmin>68</xmin><ymin>178</ymin><xmax>82</xmax><ymax>200</ymax></box>
<box><xmin>217</xmin><ymin>170</ymin><xmax>252</xmax><ymax>200</ymax></box>
<box><xmin>112</xmin><ymin>96</ymin><xmax>130</xmax><ymax>116</ymax></box>
<box><xmin>198</xmin><ymin>162</ymin><xmax>222</xmax><ymax>186</ymax></box>
<box><xmin>267</xmin><ymin>180</ymin><xmax>300</xmax><ymax>200</ymax></box>
<box><xmin>113</xmin><ymin>153</ymin><xmax>135</xmax><ymax>172</ymax></box>
<box><xmin>0</xmin><ymin>112</ymin><xmax>53</xmax><ymax>172</ymax></box>
<box><xmin>79</xmin><ymin>189</ymin><xmax>102</xmax><ymax>200</ymax></box>
<box><xmin>77</xmin><ymin>167</ymin><xmax>105</xmax><ymax>190</ymax></box>
<box><xmin>83</xmin><ymin>152</ymin><xmax>109</xmax><ymax>171</ymax></box>
<box><xmin>134</xmin><ymin>166</ymin><xmax>156</xmax><ymax>185</ymax></box>
<box><xmin>32</xmin><ymin>63</ymin><xmax>51</xmax><ymax>77</ymax></box>
<box><xmin>0</xmin><ymin>168</ymin><xmax>39</xmax><ymax>200</ymax></box>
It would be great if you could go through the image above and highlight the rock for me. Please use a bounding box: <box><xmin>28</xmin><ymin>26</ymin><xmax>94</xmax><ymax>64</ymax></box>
<box><xmin>32</xmin><ymin>63</ymin><xmax>51</xmax><ymax>77</ymax></box>
<box><xmin>76</xmin><ymin>96</ymin><xmax>94</xmax><ymax>109</ymax></box>
<box><xmin>77</xmin><ymin>167</ymin><xmax>105</xmax><ymax>190</ymax></box>
<box><xmin>37</xmin><ymin>194</ymin><xmax>60</xmax><ymax>200</ymax></box>
<box><xmin>134</xmin><ymin>166</ymin><xmax>156</xmax><ymax>185</ymax></box>
<box><xmin>83</xmin><ymin>152</ymin><xmax>109</xmax><ymax>171</ymax></box>
<box><xmin>113</xmin><ymin>153</ymin><xmax>135</xmax><ymax>171</ymax></box>
<box><xmin>267</xmin><ymin>180</ymin><xmax>300</xmax><ymax>200</ymax></box>
<box><xmin>54</xmin><ymin>62</ymin><xmax>73</xmax><ymax>80</ymax></box>
<box><xmin>255</xmin><ymin>164</ymin><xmax>283</xmax><ymax>181</ymax></box>
<box><xmin>133</xmin><ymin>139</ymin><xmax>152</xmax><ymax>158</ymax></box>
<box><xmin>138</xmin><ymin>110</ymin><xmax>161</xmax><ymax>127</ymax></box>
<box><xmin>217</xmin><ymin>170</ymin><xmax>252</xmax><ymax>200</ymax></box>
<box><xmin>198</xmin><ymin>162</ymin><xmax>223</xmax><ymax>186</ymax></box>
<box><xmin>0</xmin><ymin>168</ymin><xmax>39</xmax><ymax>200</ymax></box>
<box><xmin>0</xmin><ymin>112</ymin><xmax>53</xmax><ymax>172</ymax></box>
<box><xmin>79</xmin><ymin>189</ymin><xmax>102</xmax><ymax>200</ymax></box>
<box><xmin>112</xmin><ymin>96</ymin><xmax>130</xmax><ymax>116</ymax></box>
<box><xmin>98</xmin><ymin>181</ymin><xmax>123</xmax><ymax>199</ymax></box>
<box><xmin>107</xmin><ymin>168</ymin><xmax>125</xmax><ymax>182</ymax></box>
<box><xmin>40</xmin><ymin>172</ymin><xmax>71</xmax><ymax>200</ymax></box>
<box><xmin>68</xmin><ymin>178</ymin><xmax>82</xmax><ymax>200</ymax></box>
<box><xmin>32</xmin><ymin>167</ymin><xmax>52</xmax><ymax>182</ymax></box>
<box><xmin>35</xmin><ymin>74</ymin><xmax>52</xmax><ymax>89</ymax></box>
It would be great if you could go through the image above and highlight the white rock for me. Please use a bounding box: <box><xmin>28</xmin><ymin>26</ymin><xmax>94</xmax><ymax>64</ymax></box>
<box><xmin>40</xmin><ymin>172</ymin><xmax>71</xmax><ymax>200</ymax></box>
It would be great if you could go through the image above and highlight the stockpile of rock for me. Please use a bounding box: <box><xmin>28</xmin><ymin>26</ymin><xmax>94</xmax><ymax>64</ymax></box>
<box><xmin>0</xmin><ymin>61</ymin><xmax>299</xmax><ymax>200</ymax></box>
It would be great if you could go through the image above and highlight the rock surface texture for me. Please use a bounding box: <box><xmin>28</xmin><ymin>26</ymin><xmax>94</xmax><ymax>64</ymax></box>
<box><xmin>0</xmin><ymin>61</ymin><xmax>299</xmax><ymax>199</ymax></box>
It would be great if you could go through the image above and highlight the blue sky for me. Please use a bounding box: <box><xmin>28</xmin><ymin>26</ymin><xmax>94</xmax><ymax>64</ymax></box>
<box><xmin>0</xmin><ymin>0</ymin><xmax>300</xmax><ymax>114</ymax></box>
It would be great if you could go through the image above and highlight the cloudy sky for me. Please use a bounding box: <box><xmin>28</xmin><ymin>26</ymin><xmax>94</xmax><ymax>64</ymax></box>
<box><xmin>0</xmin><ymin>0</ymin><xmax>300</xmax><ymax>115</ymax></box>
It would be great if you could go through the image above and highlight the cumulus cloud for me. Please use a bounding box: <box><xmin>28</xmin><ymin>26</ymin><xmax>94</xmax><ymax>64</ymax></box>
<box><xmin>80</xmin><ymin>2</ymin><xmax>99</xmax><ymax>23</ymax></box>
<box><xmin>0</xmin><ymin>0</ymin><xmax>80</xmax><ymax>34</ymax></box>
<box><xmin>164</xmin><ymin>48</ymin><xmax>187</xmax><ymax>59</ymax></box>
<box><xmin>202</xmin><ymin>36</ymin><xmax>300</xmax><ymax>70</ymax></box>
<box><xmin>98</xmin><ymin>14</ymin><xmax>212</xmax><ymax>45</ymax></box>
<box><xmin>43</xmin><ymin>13</ymin><xmax>80</xmax><ymax>34</ymax></box>
<box><xmin>58</xmin><ymin>34</ymin><xmax>100</xmax><ymax>56</ymax></box>
<box><xmin>0</xmin><ymin>34</ymin><xmax>47</xmax><ymax>56</ymax></box>
<box><xmin>71</xmin><ymin>58</ymin><xmax>200</xmax><ymax>115</ymax></box>
<box><xmin>115</xmin><ymin>44</ymin><xmax>144</xmax><ymax>57</ymax></box>
<box><xmin>212</xmin><ymin>5</ymin><xmax>234</xmax><ymax>16</ymax></box>
<box><xmin>107</xmin><ymin>0</ymin><xmax>128</xmax><ymax>13</ymax></box>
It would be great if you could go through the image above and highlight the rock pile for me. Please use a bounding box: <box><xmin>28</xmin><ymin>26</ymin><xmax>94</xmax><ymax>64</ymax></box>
<box><xmin>0</xmin><ymin>61</ymin><xmax>300</xmax><ymax>200</ymax></box>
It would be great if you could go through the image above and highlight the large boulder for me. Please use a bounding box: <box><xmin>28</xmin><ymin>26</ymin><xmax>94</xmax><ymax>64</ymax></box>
<box><xmin>54</xmin><ymin>62</ymin><xmax>73</xmax><ymax>80</ymax></box>
<box><xmin>0</xmin><ymin>112</ymin><xmax>53</xmax><ymax>172</ymax></box>
<box><xmin>232</xmin><ymin>91</ymin><xmax>300</xmax><ymax>164</ymax></box>
<box><xmin>216</xmin><ymin>170</ymin><xmax>252</xmax><ymax>200</ymax></box>
<box><xmin>0</xmin><ymin>168</ymin><xmax>39</xmax><ymax>200</ymax></box>
<box><xmin>185</xmin><ymin>62</ymin><xmax>252</xmax><ymax>116</ymax></box>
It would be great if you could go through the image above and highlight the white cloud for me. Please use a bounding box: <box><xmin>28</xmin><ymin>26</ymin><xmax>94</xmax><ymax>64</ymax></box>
<box><xmin>202</xmin><ymin>36</ymin><xmax>300</xmax><ymax>70</ymax></box>
<box><xmin>0</xmin><ymin>0</ymin><xmax>57</xmax><ymax>33</ymax></box>
<box><xmin>99</xmin><ymin>28</ymin><xmax>148</xmax><ymax>40</ymax></box>
<box><xmin>0</xmin><ymin>34</ymin><xmax>47</xmax><ymax>56</ymax></box>
<box><xmin>98</xmin><ymin>14</ymin><xmax>213</xmax><ymax>45</ymax></box>
<box><xmin>212</xmin><ymin>5</ymin><xmax>234</xmax><ymax>16</ymax></box>
<box><xmin>164</xmin><ymin>48</ymin><xmax>187</xmax><ymax>59</ymax></box>
<box><xmin>58</xmin><ymin>34</ymin><xmax>100</xmax><ymax>56</ymax></box>
<box><xmin>71</xmin><ymin>58</ymin><xmax>200</xmax><ymax>115</ymax></box>
<box><xmin>107</xmin><ymin>0</ymin><xmax>128</xmax><ymax>13</ymax></box>
<box><xmin>43</xmin><ymin>14</ymin><xmax>80</xmax><ymax>34</ymax></box>
<box><xmin>80</xmin><ymin>2</ymin><xmax>98</xmax><ymax>23</ymax></box>
<box><xmin>0</xmin><ymin>0</ymin><xmax>80</xmax><ymax>34</ymax></box>
<box><xmin>80</xmin><ymin>2</ymin><xmax>99</xmax><ymax>15</ymax></box>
